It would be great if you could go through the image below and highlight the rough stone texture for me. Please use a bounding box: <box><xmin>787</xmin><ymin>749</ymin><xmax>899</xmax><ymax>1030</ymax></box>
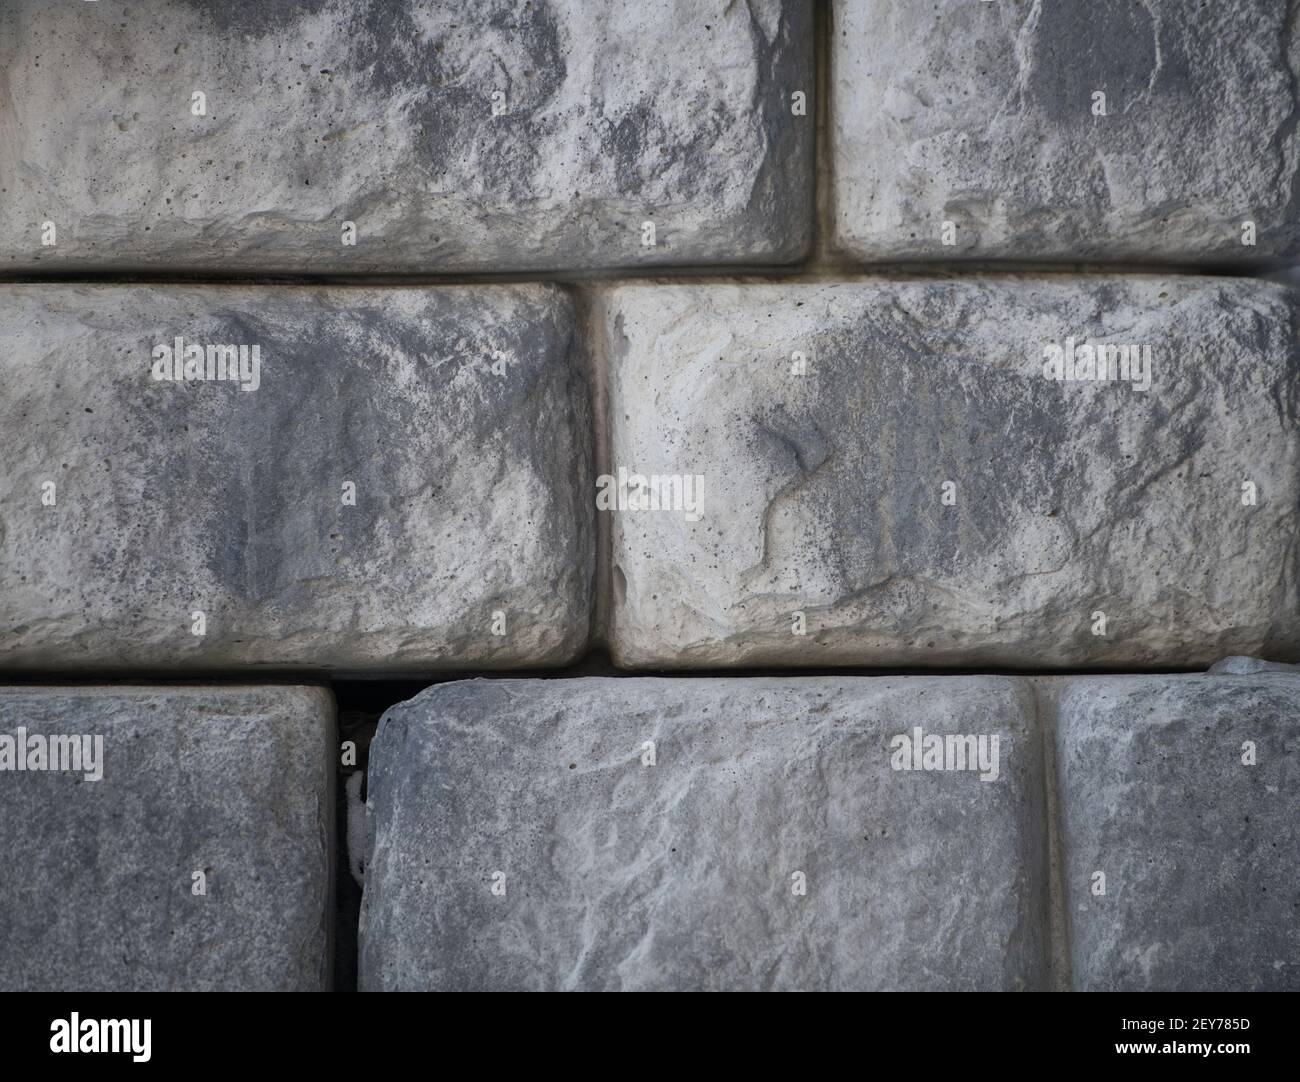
<box><xmin>1055</xmin><ymin>673</ymin><xmax>1300</xmax><ymax>991</ymax></box>
<box><xmin>599</xmin><ymin>277</ymin><xmax>1300</xmax><ymax>669</ymax></box>
<box><xmin>1208</xmin><ymin>655</ymin><xmax>1300</xmax><ymax>675</ymax></box>
<box><xmin>832</xmin><ymin>0</ymin><xmax>1300</xmax><ymax>264</ymax></box>
<box><xmin>0</xmin><ymin>0</ymin><xmax>812</xmax><ymax>274</ymax></box>
<box><xmin>359</xmin><ymin>676</ymin><xmax>1048</xmax><ymax>991</ymax></box>
<box><xmin>0</xmin><ymin>284</ymin><xmax>592</xmax><ymax>674</ymax></box>
<box><xmin>0</xmin><ymin>685</ymin><xmax>334</xmax><ymax>991</ymax></box>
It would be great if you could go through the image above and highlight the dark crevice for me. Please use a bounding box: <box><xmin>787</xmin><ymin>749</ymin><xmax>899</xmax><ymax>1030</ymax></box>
<box><xmin>0</xmin><ymin>261</ymin><xmax>1294</xmax><ymax>288</ymax></box>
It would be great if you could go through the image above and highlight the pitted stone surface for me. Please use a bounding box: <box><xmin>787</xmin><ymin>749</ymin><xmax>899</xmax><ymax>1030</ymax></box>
<box><xmin>359</xmin><ymin>676</ymin><xmax>1048</xmax><ymax>991</ymax></box>
<box><xmin>0</xmin><ymin>0</ymin><xmax>812</xmax><ymax>274</ymax></box>
<box><xmin>832</xmin><ymin>0</ymin><xmax>1300</xmax><ymax>263</ymax></box>
<box><xmin>1208</xmin><ymin>656</ymin><xmax>1300</xmax><ymax>675</ymax></box>
<box><xmin>599</xmin><ymin>277</ymin><xmax>1300</xmax><ymax>669</ymax></box>
<box><xmin>1055</xmin><ymin>673</ymin><xmax>1300</xmax><ymax>991</ymax></box>
<box><xmin>0</xmin><ymin>284</ymin><xmax>592</xmax><ymax>673</ymax></box>
<box><xmin>0</xmin><ymin>685</ymin><xmax>334</xmax><ymax>991</ymax></box>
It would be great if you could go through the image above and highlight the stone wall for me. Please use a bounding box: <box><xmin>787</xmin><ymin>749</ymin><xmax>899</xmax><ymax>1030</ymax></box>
<box><xmin>0</xmin><ymin>0</ymin><xmax>1295</xmax><ymax>992</ymax></box>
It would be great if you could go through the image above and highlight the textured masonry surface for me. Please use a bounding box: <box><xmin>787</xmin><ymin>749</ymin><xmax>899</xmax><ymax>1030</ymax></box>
<box><xmin>1</xmin><ymin>0</ymin><xmax>1296</xmax><ymax>994</ymax></box>
<box><xmin>1056</xmin><ymin>674</ymin><xmax>1300</xmax><ymax>992</ymax></box>
<box><xmin>601</xmin><ymin>277</ymin><xmax>1300</xmax><ymax>670</ymax></box>
<box><xmin>0</xmin><ymin>685</ymin><xmax>335</xmax><ymax>991</ymax></box>
<box><xmin>0</xmin><ymin>284</ymin><xmax>593</xmax><ymax>674</ymax></box>
<box><xmin>359</xmin><ymin>672</ymin><xmax>1299</xmax><ymax>992</ymax></box>
<box><xmin>360</xmin><ymin>676</ymin><xmax>1048</xmax><ymax>992</ymax></box>
<box><xmin>832</xmin><ymin>0</ymin><xmax>1300</xmax><ymax>263</ymax></box>
<box><xmin>0</xmin><ymin>0</ymin><xmax>813</xmax><ymax>274</ymax></box>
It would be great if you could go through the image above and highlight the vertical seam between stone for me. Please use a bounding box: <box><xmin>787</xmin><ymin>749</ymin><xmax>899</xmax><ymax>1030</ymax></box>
<box><xmin>575</xmin><ymin>284</ymin><xmax>612</xmax><ymax>650</ymax></box>
<box><xmin>812</xmin><ymin>0</ymin><xmax>834</xmax><ymax>270</ymax></box>
<box><xmin>1035</xmin><ymin>675</ymin><xmax>1073</xmax><ymax>992</ymax></box>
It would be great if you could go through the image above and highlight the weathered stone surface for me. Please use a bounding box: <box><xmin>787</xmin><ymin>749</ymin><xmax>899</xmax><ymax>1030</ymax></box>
<box><xmin>359</xmin><ymin>676</ymin><xmax>1048</xmax><ymax>991</ymax></box>
<box><xmin>1208</xmin><ymin>655</ymin><xmax>1300</xmax><ymax>675</ymax></box>
<box><xmin>0</xmin><ymin>0</ymin><xmax>812</xmax><ymax>274</ymax></box>
<box><xmin>599</xmin><ymin>277</ymin><xmax>1300</xmax><ymax>669</ymax></box>
<box><xmin>1055</xmin><ymin>673</ymin><xmax>1300</xmax><ymax>991</ymax></box>
<box><xmin>832</xmin><ymin>0</ymin><xmax>1300</xmax><ymax>263</ymax></box>
<box><xmin>0</xmin><ymin>284</ymin><xmax>592</xmax><ymax>673</ymax></box>
<box><xmin>0</xmin><ymin>685</ymin><xmax>334</xmax><ymax>991</ymax></box>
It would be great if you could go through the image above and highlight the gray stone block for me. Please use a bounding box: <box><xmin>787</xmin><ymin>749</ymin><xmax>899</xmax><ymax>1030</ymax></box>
<box><xmin>1055</xmin><ymin>673</ymin><xmax>1300</xmax><ymax>991</ymax></box>
<box><xmin>599</xmin><ymin>277</ymin><xmax>1300</xmax><ymax>669</ymax></box>
<box><xmin>359</xmin><ymin>675</ymin><xmax>1048</xmax><ymax>991</ymax></box>
<box><xmin>0</xmin><ymin>685</ymin><xmax>334</xmax><ymax>991</ymax></box>
<box><xmin>0</xmin><ymin>284</ymin><xmax>592</xmax><ymax>673</ymax></box>
<box><xmin>0</xmin><ymin>0</ymin><xmax>812</xmax><ymax>274</ymax></box>
<box><xmin>1207</xmin><ymin>656</ymin><xmax>1300</xmax><ymax>676</ymax></box>
<box><xmin>832</xmin><ymin>0</ymin><xmax>1300</xmax><ymax>263</ymax></box>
